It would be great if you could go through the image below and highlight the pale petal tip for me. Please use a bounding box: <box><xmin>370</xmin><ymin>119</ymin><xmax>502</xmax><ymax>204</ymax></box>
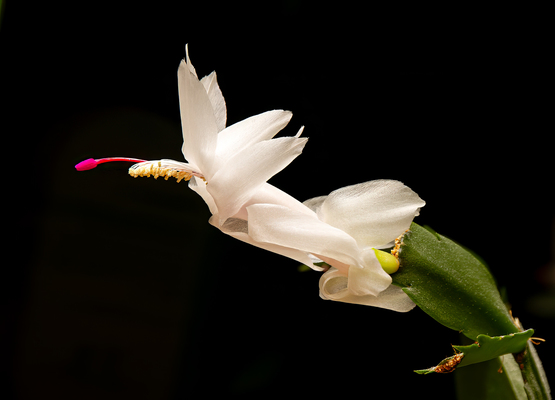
<box><xmin>183</xmin><ymin>43</ymin><xmax>197</xmax><ymax>77</ymax></box>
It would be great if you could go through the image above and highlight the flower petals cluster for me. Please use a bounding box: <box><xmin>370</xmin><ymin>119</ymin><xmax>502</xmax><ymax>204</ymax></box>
<box><xmin>107</xmin><ymin>46</ymin><xmax>427</xmax><ymax>312</ymax></box>
<box><xmin>238</xmin><ymin>180</ymin><xmax>425</xmax><ymax>311</ymax></box>
<box><xmin>131</xmin><ymin>46</ymin><xmax>309</xmax><ymax>225</ymax></box>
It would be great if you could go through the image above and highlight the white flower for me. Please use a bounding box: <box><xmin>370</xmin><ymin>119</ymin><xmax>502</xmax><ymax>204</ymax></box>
<box><xmin>75</xmin><ymin>46</ymin><xmax>425</xmax><ymax>312</ymax></box>
<box><xmin>124</xmin><ymin>45</ymin><xmax>311</xmax><ymax>224</ymax></box>
<box><xmin>224</xmin><ymin>180</ymin><xmax>425</xmax><ymax>312</ymax></box>
<box><xmin>75</xmin><ymin>45</ymin><xmax>316</xmax><ymax>261</ymax></box>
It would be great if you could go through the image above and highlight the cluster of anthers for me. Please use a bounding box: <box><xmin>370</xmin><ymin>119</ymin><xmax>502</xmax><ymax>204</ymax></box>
<box><xmin>129</xmin><ymin>162</ymin><xmax>195</xmax><ymax>183</ymax></box>
<box><xmin>391</xmin><ymin>230</ymin><xmax>408</xmax><ymax>260</ymax></box>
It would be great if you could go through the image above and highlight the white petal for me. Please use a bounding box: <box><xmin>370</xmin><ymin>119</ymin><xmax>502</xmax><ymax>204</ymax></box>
<box><xmin>318</xmin><ymin>269</ymin><xmax>350</xmax><ymax>300</ymax></box>
<box><xmin>211</xmin><ymin>216</ymin><xmax>326</xmax><ymax>271</ymax></box>
<box><xmin>178</xmin><ymin>58</ymin><xmax>219</xmax><ymax>180</ymax></box>
<box><xmin>189</xmin><ymin>176</ymin><xmax>218</xmax><ymax>215</ymax></box>
<box><xmin>213</xmin><ymin>110</ymin><xmax>293</xmax><ymax>170</ymax></box>
<box><xmin>232</xmin><ymin>183</ymin><xmax>315</xmax><ymax>220</ymax></box>
<box><xmin>200</xmin><ymin>71</ymin><xmax>227</xmax><ymax>132</ymax></box>
<box><xmin>184</xmin><ymin>44</ymin><xmax>197</xmax><ymax>77</ymax></box>
<box><xmin>159</xmin><ymin>159</ymin><xmax>201</xmax><ymax>174</ymax></box>
<box><xmin>207</xmin><ymin>136</ymin><xmax>308</xmax><ymax>222</ymax></box>
<box><xmin>246</xmin><ymin>204</ymin><xmax>363</xmax><ymax>269</ymax></box>
<box><xmin>302</xmin><ymin>195</ymin><xmax>327</xmax><ymax>214</ymax></box>
<box><xmin>294</xmin><ymin>125</ymin><xmax>305</xmax><ymax>138</ymax></box>
<box><xmin>347</xmin><ymin>247</ymin><xmax>392</xmax><ymax>296</ymax></box>
<box><xmin>319</xmin><ymin>269</ymin><xmax>416</xmax><ymax>312</ymax></box>
<box><xmin>319</xmin><ymin>180</ymin><xmax>425</xmax><ymax>248</ymax></box>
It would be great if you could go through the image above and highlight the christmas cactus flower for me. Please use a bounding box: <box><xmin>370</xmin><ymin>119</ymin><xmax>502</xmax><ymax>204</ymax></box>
<box><xmin>75</xmin><ymin>45</ymin><xmax>309</xmax><ymax>224</ymax></box>
<box><xmin>74</xmin><ymin>46</ymin><xmax>426</xmax><ymax>311</ymax></box>
<box><xmin>241</xmin><ymin>180</ymin><xmax>426</xmax><ymax>311</ymax></box>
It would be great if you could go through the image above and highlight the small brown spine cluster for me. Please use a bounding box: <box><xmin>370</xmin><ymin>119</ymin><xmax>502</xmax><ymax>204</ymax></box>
<box><xmin>434</xmin><ymin>352</ymin><xmax>464</xmax><ymax>374</ymax></box>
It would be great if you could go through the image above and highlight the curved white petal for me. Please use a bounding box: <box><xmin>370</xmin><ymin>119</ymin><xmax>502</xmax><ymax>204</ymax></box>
<box><xmin>210</xmin><ymin>216</ymin><xmax>326</xmax><ymax>271</ymax></box>
<box><xmin>246</xmin><ymin>204</ymin><xmax>363</xmax><ymax>269</ymax></box>
<box><xmin>319</xmin><ymin>269</ymin><xmax>416</xmax><ymax>312</ymax></box>
<box><xmin>302</xmin><ymin>195</ymin><xmax>327</xmax><ymax>214</ymax></box>
<box><xmin>318</xmin><ymin>269</ymin><xmax>350</xmax><ymax>300</ymax></box>
<box><xmin>319</xmin><ymin>180</ymin><xmax>425</xmax><ymax>248</ymax></box>
<box><xmin>200</xmin><ymin>71</ymin><xmax>227</xmax><ymax>132</ymax></box>
<box><xmin>208</xmin><ymin>136</ymin><xmax>308</xmax><ymax>222</ymax></box>
<box><xmin>189</xmin><ymin>176</ymin><xmax>218</xmax><ymax>215</ymax></box>
<box><xmin>232</xmin><ymin>183</ymin><xmax>315</xmax><ymax>220</ymax></box>
<box><xmin>213</xmin><ymin>110</ymin><xmax>293</xmax><ymax>171</ymax></box>
<box><xmin>159</xmin><ymin>159</ymin><xmax>202</xmax><ymax>174</ymax></box>
<box><xmin>184</xmin><ymin>44</ymin><xmax>197</xmax><ymax>77</ymax></box>
<box><xmin>178</xmin><ymin>58</ymin><xmax>219</xmax><ymax>180</ymax></box>
<box><xmin>347</xmin><ymin>247</ymin><xmax>392</xmax><ymax>296</ymax></box>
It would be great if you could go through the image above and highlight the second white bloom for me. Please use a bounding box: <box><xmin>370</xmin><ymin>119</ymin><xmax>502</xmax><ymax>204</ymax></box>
<box><xmin>241</xmin><ymin>180</ymin><xmax>425</xmax><ymax>312</ymax></box>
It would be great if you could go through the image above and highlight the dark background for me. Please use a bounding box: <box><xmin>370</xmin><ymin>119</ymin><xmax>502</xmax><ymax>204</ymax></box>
<box><xmin>3</xmin><ymin>1</ymin><xmax>553</xmax><ymax>399</ymax></box>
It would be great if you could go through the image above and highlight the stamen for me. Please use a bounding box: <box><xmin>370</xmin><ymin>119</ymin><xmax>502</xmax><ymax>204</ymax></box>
<box><xmin>128</xmin><ymin>161</ymin><xmax>204</xmax><ymax>183</ymax></box>
<box><xmin>75</xmin><ymin>157</ymin><xmax>148</xmax><ymax>171</ymax></box>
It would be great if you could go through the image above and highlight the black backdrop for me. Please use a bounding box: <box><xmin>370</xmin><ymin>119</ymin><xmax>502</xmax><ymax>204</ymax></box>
<box><xmin>3</xmin><ymin>1</ymin><xmax>553</xmax><ymax>399</ymax></box>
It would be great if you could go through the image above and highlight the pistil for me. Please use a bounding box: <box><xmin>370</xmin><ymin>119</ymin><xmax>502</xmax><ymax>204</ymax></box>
<box><xmin>75</xmin><ymin>157</ymin><xmax>147</xmax><ymax>171</ymax></box>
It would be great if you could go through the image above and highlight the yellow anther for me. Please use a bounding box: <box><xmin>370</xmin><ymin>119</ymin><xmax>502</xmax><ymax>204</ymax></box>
<box><xmin>128</xmin><ymin>163</ymin><xmax>194</xmax><ymax>183</ymax></box>
<box><xmin>391</xmin><ymin>229</ymin><xmax>409</xmax><ymax>259</ymax></box>
<box><xmin>175</xmin><ymin>171</ymin><xmax>192</xmax><ymax>183</ymax></box>
<box><xmin>153</xmin><ymin>162</ymin><xmax>160</xmax><ymax>179</ymax></box>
